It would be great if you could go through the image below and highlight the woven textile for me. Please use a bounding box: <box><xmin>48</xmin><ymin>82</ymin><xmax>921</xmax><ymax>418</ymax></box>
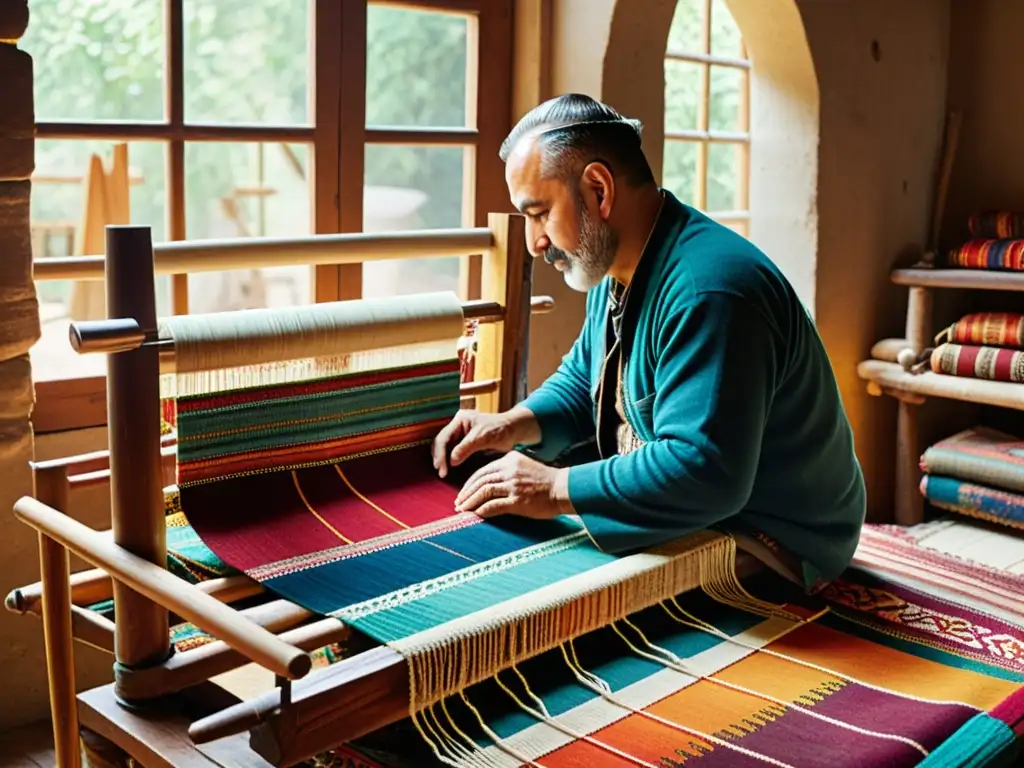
<box><xmin>920</xmin><ymin>427</ymin><xmax>1024</xmax><ymax>494</ymax></box>
<box><xmin>969</xmin><ymin>212</ymin><xmax>1024</xmax><ymax>240</ymax></box>
<box><xmin>946</xmin><ymin>239</ymin><xmax>1024</xmax><ymax>271</ymax></box>
<box><xmin>930</xmin><ymin>342</ymin><xmax>1024</xmax><ymax>381</ymax></box>
<box><xmin>849</xmin><ymin>523</ymin><xmax>1024</xmax><ymax>624</ymax></box>
<box><xmin>937</xmin><ymin>313</ymin><xmax>1024</xmax><ymax>349</ymax></box>
<box><xmin>921</xmin><ymin>474</ymin><xmax>1024</xmax><ymax>532</ymax></box>
<box><xmin>335</xmin><ymin>574</ymin><xmax>1024</xmax><ymax>768</ymax></box>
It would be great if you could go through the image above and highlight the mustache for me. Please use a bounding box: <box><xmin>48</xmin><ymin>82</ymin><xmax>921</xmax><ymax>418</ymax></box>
<box><xmin>544</xmin><ymin>248</ymin><xmax>569</xmax><ymax>266</ymax></box>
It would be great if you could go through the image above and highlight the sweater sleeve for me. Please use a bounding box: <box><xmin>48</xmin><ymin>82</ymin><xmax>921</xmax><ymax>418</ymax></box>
<box><xmin>517</xmin><ymin>298</ymin><xmax>597</xmax><ymax>463</ymax></box>
<box><xmin>566</xmin><ymin>290</ymin><xmax>778</xmax><ymax>553</ymax></box>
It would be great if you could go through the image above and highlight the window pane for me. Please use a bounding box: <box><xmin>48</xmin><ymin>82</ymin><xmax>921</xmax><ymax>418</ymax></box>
<box><xmin>710</xmin><ymin>0</ymin><xmax>744</xmax><ymax>59</ymax></box>
<box><xmin>366</xmin><ymin>5</ymin><xmax>469</xmax><ymax>128</ymax></box>
<box><xmin>183</xmin><ymin>0</ymin><xmax>310</xmax><ymax>125</ymax></box>
<box><xmin>21</xmin><ymin>0</ymin><xmax>164</xmax><ymax>121</ymax></box>
<box><xmin>709</xmin><ymin>65</ymin><xmax>744</xmax><ymax>132</ymax></box>
<box><xmin>706</xmin><ymin>142</ymin><xmax>743</xmax><ymax>212</ymax></box>
<box><xmin>667</xmin><ymin>0</ymin><xmax>706</xmax><ymax>54</ymax></box>
<box><xmin>30</xmin><ymin>140</ymin><xmax>168</xmax><ymax>382</ymax></box>
<box><xmin>362</xmin><ymin>144</ymin><xmax>467</xmax><ymax>299</ymax></box>
<box><xmin>664</xmin><ymin>61</ymin><xmax>702</xmax><ymax>133</ymax></box>
<box><xmin>184</xmin><ymin>142</ymin><xmax>312</xmax><ymax>313</ymax></box>
<box><xmin>662</xmin><ymin>140</ymin><xmax>699</xmax><ymax>207</ymax></box>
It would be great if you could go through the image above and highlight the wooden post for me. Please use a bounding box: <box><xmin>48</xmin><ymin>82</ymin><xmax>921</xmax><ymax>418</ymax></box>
<box><xmin>895</xmin><ymin>286</ymin><xmax>933</xmax><ymax>525</ymax></box>
<box><xmin>475</xmin><ymin>213</ymin><xmax>531</xmax><ymax>413</ymax></box>
<box><xmin>36</xmin><ymin>465</ymin><xmax>82</xmax><ymax>768</ymax></box>
<box><xmin>104</xmin><ymin>225</ymin><xmax>171</xmax><ymax>695</ymax></box>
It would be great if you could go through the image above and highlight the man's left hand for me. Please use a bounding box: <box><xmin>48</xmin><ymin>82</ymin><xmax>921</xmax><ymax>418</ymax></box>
<box><xmin>454</xmin><ymin>451</ymin><xmax>573</xmax><ymax>520</ymax></box>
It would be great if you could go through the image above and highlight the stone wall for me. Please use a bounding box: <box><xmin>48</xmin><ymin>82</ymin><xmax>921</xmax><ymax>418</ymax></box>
<box><xmin>0</xmin><ymin>0</ymin><xmax>46</xmax><ymax>729</ymax></box>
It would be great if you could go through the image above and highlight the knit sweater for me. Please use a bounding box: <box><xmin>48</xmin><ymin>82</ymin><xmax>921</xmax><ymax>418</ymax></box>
<box><xmin>520</xmin><ymin>191</ymin><xmax>866</xmax><ymax>589</ymax></box>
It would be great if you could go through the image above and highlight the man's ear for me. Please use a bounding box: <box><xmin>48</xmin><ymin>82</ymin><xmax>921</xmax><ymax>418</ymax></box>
<box><xmin>580</xmin><ymin>161</ymin><xmax>615</xmax><ymax>220</ymax></box>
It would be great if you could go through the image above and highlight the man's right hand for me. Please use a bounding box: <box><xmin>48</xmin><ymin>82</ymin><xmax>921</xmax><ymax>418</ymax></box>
<box><xmin>431</xmin><ymin>406</ymin><xmax>540</xmax><ymax>478</ymax></box>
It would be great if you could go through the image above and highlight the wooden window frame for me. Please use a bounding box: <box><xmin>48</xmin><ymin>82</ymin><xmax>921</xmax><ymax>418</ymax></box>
<box><xmin>664</xmin><ymin>0</ymin><xmax>750</xmax><ymax>234</ymax></box>
<box><xmin>31</xmin><ymin>0</ymin><xmax>513</xmax><ymax>435</ymax></box>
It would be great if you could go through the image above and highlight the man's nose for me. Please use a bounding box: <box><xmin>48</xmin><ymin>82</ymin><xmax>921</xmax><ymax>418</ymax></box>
<box><xmin>529</xmin><ymin>233</ymin><xmax>551</xmax><ymax>259</ymax></box>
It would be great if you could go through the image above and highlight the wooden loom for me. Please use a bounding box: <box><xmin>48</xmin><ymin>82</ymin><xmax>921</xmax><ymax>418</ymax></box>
<box><xmin>5</xmin><ymin>213</ymin><xmax>569</xmax><ymax>767</ymax></box>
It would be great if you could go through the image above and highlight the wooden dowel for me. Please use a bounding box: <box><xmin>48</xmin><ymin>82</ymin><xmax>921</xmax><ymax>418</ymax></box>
<box><xmin>189</xmin><ymin>645</ymin><xmax>407</xmax><ymax>748</ymax></box>
<box><xmin>8</xmin><ymin>570</ymin><xmax>262</xmax><ymax>617</ymax></box>
<box><xmin>36</xmin><ymin>465</ymin><xmax>82</xmax><ymax>768</ymax></box>
<box><xmin>69</xmin><ymin>445</ymin><xmax>176</xmax><ymax>491</ymax></box>
<box><xmin>70</xmin><ymin>605</ymin><xmax>116</xmax><ymax>654</ymax></box>
<box><xmin>34</xmin><ymin>227</ymin><xmax>496</xmax><ymax>282</ymax></box>
<box><xmin>12</xmin><ymin>495</ymin><xmax>312</xmax><ymax>681</ymax></box>
<box><xmin>32</xmin><ymin>433</ymin><xmax>177</xmax><ymax>475</ymax></box>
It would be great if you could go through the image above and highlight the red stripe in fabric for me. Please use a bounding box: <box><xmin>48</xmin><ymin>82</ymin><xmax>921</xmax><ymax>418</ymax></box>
<box><xmin>955</xmin><ymin>345</ymin><xmax>980</xmax><ymax>376</ymax></box>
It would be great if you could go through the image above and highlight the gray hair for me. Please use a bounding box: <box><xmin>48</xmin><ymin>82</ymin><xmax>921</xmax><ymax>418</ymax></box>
<box><xmin>499</xmin><ymin>94</ymin><xmax>655</xmax><ymax>187</ymax></box>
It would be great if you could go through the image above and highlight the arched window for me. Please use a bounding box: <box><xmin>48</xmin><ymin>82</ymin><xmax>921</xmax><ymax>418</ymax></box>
<box><xmin>663</xmin><ymin>0</ymin><xmax>750</xmax><ymax>236</ymax></box>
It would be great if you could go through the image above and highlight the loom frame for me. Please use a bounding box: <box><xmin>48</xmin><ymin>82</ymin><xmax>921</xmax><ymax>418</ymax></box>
<box><xmin>5</xmin><ymin>213</ymin><xmax>559</xmax><ymax>767</ymax></box>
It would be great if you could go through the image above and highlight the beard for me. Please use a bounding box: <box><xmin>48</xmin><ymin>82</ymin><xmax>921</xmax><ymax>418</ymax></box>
<box><xmin>545</xmin><ymin>199</ymin><xmax>618</xmax><ymax>292</ymax></box>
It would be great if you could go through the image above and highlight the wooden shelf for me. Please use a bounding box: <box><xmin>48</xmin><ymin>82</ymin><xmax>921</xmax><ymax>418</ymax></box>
<box><xmin>892</xmin><ymin>268</ymin><xmax>1024</xmax><ymax>292</ymax></box>
<box><xmin>857</xmin><ymin>359</ymin><xmax>1024</xmax><ymax>411</ymax></box>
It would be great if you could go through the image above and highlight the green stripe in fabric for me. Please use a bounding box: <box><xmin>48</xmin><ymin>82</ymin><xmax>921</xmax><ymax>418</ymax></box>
<box><xmin>819</xmin><ymin>611</ymin><xmax>1024</xmax><ymax>683</ymax></box>
<box><xmin>916</xmin><ymin>713</ymin><xmax>1017</xmax><ymax>768</ymax></box>
<box><xmin>347</xmin><ymin>540</ymin><xmax>615</xmax><ymax>643</ymax></box>
<box><xmin>177</xmin><ymin>392</ymin><xmax>460</xmax><ymax>462</ymax></box>
<box><xmin>177</xmin><ymin>371</ymin><xmax>460</xmax><ymax>442</ymax></box>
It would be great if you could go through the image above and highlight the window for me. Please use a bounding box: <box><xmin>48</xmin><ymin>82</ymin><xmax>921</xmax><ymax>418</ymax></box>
<box><xmin>21</xmin><ymin>0</ymin><xmax>512</xmax><ymax>432</ymax></box>
<box><xmin>663</xmin><ymin>0</ymin><xmax>749</xmax><ymax>236</ymax></box>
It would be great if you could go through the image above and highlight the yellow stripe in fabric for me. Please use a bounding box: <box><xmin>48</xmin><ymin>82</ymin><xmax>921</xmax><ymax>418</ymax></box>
<box><xmin>290</xmin><ymin>470</ymin><xmax>354</xmax><ymax>545</ymax></box>
<box><xmin>334</xmin><ymin>465</ymin><xmax>477</xmax><ymax>565</ymax></box>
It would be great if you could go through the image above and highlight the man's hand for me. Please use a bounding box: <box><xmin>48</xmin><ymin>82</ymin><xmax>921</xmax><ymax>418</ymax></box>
<box><xmin>454</xmin><ymin>451</ymin><xmax>573</xmax><ymax>520</ymax></box>
<box><xmin>431</xmin><ymin>406</ymin><xmax>541</xmax><ymax>478</ymax></box>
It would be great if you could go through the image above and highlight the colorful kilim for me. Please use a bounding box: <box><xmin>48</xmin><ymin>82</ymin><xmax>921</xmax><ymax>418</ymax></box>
<box><xmin>329</xmin><ymin>574</ymin><xmax>1024</xmax><ymax>768</ymax></box>
<box><xmin>937</xmin><ymin>313</ymin><xmax>1024</xmax><ymax>349</ymax></box>
<box><xmin>921</xmin><ymin>474</ymin><xmax>1024</xmax><ymax>532</ymax></box>
<box><xmin>930</xmin><ymin>342</ymin><xmax>1024</xmax><ymax>382</ymax></box>
<box><xmin>921</xmin><ymin>427</ymin><xmax>1024</xmax><ymax>494</ymax></box>
<box><xmin>969</xmin><ymin>212</ymin><xmax>1024</xmax><ymax>240</ymax></box>
<box><xmin>946</xmin><ymin>239</ymin><xmax>1024</xmax><ymax>271</ymax></box>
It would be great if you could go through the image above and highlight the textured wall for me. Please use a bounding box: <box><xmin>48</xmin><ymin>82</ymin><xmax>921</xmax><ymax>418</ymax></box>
<box><xmin>0</xmin><ymin>0</ymin><xmax>46</xmax><ymax>730</ymax></box>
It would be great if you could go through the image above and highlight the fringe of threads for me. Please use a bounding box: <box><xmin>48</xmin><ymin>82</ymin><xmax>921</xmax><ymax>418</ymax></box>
<box><xmin>399</xmin><ymin>532</ymin><xmax>797</xmax><ymax>768</ymax></box>
<box><xmin>398</xmin><ymin>533</ymin><xmax>788</xmax><ymax>719</ymax></box>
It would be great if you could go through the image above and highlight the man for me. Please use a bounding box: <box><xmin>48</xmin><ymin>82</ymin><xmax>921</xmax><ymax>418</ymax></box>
<box><xmin>431</xmin><ymin>94</ymin><xmax>865</xmax><ymax>592</ymax></box>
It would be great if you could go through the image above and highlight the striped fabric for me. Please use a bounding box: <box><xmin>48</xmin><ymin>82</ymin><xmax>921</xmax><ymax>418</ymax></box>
<box><xmin>930</xmin><ymin>342</ymin><xmax>1024</xmax><ymax>382</ymax></box>
<box><xmin>175</xmin><ymin>359</ymin><xmax>462</xmax><ymax>487</ymax></box>
<box><xmin>921</xmin><ymin>475</ymin><xmax>1024</xmax><ymax>533</ymax></box>
<box><xmin>946</xmin><ymin>239</ymin><xmax>1024</xmax><ymax>271</ymax></box>
<box><xmin>921</xmin><ymin>427</ymin><xmax>1024</xmax><ymax>495</ymax></box>
<box><xmin>938</xmin><ymin>312</ymin><xmax>1024</xmax><ymax>349</ymax></box>
<box><xmin>969</xmin><ymin>212</ymin><xmax>1024</xmax><ymax>240</ymax></box>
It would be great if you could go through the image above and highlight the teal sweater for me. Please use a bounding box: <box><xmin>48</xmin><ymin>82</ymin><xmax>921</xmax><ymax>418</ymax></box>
<box><xmin>520</xmin><ymin>192</ymin><xmax>866</xmax><ymax>589</ymax></box>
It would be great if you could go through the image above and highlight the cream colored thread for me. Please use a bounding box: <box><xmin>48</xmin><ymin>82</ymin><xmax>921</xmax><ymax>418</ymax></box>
<box><xmin>612</xmin><ymin>618</ymin><xmax>930</xmax><ymax>757</ymax></box>
<box><xmin>558</xmin><ymin>640</ymin><xmax>794</xmax><ymax>767</ymax></box>
<box><xmin>662</xmin><ymin>598</ymin><xmax>981</xmax><ymax>710</ymax></box>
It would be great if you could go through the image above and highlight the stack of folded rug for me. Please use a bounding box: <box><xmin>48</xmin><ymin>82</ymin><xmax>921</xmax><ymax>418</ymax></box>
<box><xmin>919</xmin><ymin>426</ymin><xmax>1024</xmax><ymax>531</ymax></box>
